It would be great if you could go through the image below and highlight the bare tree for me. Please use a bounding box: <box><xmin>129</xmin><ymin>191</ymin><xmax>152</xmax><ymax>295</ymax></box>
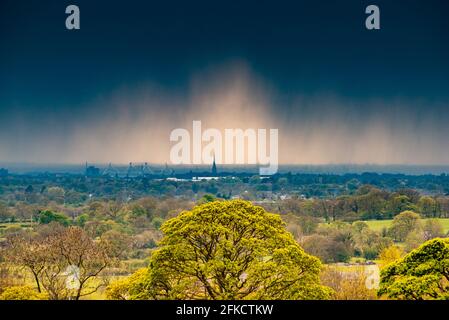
<box><xmin>6</xmin><ymin>235</ymin><xmax>48</xmax><ymax>293</ymax></box>
<box><xmin>6</xmin><ymin>226</ymin><xmax>117</xmax><ymax>300</ymax></box>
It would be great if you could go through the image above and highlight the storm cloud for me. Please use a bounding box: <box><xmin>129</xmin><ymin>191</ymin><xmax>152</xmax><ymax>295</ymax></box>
<box><xmin>1</xmin><ymin>64</ymin><xmax>448</xmax><ymax>165</ymax></box>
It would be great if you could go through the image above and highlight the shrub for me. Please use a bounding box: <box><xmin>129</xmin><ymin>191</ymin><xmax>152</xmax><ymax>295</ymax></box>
<box><xmin>0</xmin><ymin>286</ymin><xmax>47</xmax><ymax>300</ymax></box>
<box><xmin>38</xmin><ymin>210</ymin><xmax>70</xmax><ymax>226</ymax></box>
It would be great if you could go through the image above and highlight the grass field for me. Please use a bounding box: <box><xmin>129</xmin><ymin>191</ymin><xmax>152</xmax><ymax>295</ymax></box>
<box><xmin>0</xmin><ymin>222</ymin><xmax>33</xmax><ymax>229</ymax></box>
<box><xmin>364</xmin><ymin>218</ymin><xmax>449</xmax><ymax>234</ymax></box>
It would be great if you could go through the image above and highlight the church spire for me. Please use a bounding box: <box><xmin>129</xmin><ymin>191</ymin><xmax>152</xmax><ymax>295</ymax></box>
<box><xmin>211</xmin><ymin>154</ymin><xmax>217</xmax><ymax>176</ymax></box>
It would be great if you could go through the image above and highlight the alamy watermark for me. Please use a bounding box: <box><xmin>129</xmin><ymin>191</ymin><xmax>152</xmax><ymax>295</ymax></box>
<box><xmin>365</xmin><ymin>264</ymin><xmax>380</xmax><ymax>289</ymax></box>
<box><xmin>64</xmin><ymin>4</ymin><xmax>380</xmax><ymax>31</ymax></box>
<box><xmin>170</xmin><ymin>121</ymin><xmax>279</xmax><ymax>175</ymax></box>
<box><xmin>63</xmin><ymin>265</ymin><xmax>81</xmax><ymax>290</ymax></box>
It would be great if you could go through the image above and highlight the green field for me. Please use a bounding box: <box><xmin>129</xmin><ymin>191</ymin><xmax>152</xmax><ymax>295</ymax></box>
<box><xmin>0</xmin><ymin>222</ymin><xmax>33</xmax><ymax>229</ymax></box>
<box><xmin>364</xmin><ymin>218</ymin><xmax>449</xmax><ymax>234</ymax></box>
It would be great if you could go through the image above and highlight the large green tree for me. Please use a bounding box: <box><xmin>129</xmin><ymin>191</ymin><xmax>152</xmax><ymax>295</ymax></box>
<box><xmin>388</xmin><ymin>210</ymin><xmax>421</xmax><ymax>242</ymax></box>
<box><xmin>378</xmin><ymin>238</ymin><xmax>449</xmax><ymax>300</ymax></box>
<box><xmin>114</xmin><ymin>200</ymin><xmax>331</xmax><ymax>300</ymax></box>
<box><xmin>418</xmin><ymin>196</ymin><xmax>438</xmax><ymax>218</ymax></box>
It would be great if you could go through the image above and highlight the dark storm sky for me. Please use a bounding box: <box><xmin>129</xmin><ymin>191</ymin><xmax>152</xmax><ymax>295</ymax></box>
<box><xmin>0</xmin><ymin>0</ymin><xmax>448</xmax><ymax>164</ymax></box>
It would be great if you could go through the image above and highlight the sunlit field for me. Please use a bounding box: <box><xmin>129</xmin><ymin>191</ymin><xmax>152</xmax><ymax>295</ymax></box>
<box><xmin>364</xmin><ymin>218</ymin><xmax>449</xmax><ymax>233</ymax></box>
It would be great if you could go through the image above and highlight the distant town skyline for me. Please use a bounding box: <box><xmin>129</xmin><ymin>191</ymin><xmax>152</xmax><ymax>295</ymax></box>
<box><xmin>1</xmin><ymin>0</ymin><xmax>448</xmax><ymax>165</ymax></box>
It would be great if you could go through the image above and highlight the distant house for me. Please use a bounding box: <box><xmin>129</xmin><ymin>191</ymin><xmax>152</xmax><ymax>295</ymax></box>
<box><xmin>192</xmin><ymin>176</ymin><xmax>219</xmax><ymax>182</ymax></box>
<box><xmin>166</xmin><ymin>177</ymin><xmax>188</xmax><ymax>182</ymax></box>
<box><xmin>0</xmin><ymin>168</ymin><xmax>8</xmax><ymax>177</ymax></box>
<box><xmin>85</xmin><ymin>166</ymin><xmax>100</xmax><ymax>177</ymax></box>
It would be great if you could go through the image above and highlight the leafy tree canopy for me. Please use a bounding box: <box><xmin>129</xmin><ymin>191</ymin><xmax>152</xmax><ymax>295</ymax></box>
<box><xmin>378</xmin><ymin>238</ymin><xmax>449</xmax><ymax>300</ymax></box>
<box><xmin>117</xmin><ymin>200</ymin><xmax>332</xmax><ymax>300</ymax></box>
<box><xmin>388</xmin><ymin>210</ymin><xmax>420</xmax><ymax>242</ymax></box>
